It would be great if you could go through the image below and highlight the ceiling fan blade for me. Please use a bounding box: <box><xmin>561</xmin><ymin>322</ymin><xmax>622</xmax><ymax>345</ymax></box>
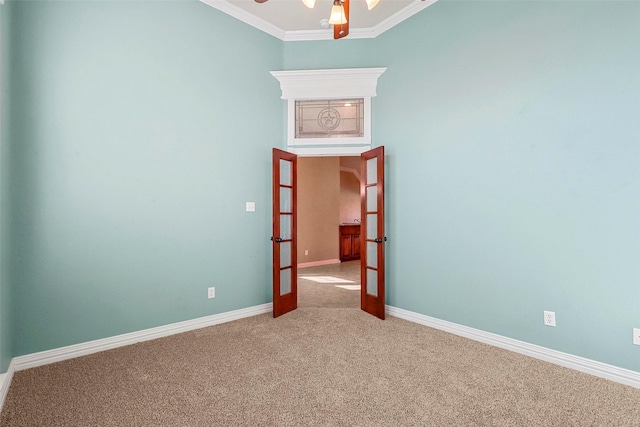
<box><xmin>255</xmin><ymin>0</ymin><xmax>269</xmax><ymax>3</ymax></box>
<box><xmin>333</xmin><ymin>0</ymin><xmax>349</xmax><ymax>40</ymax></box>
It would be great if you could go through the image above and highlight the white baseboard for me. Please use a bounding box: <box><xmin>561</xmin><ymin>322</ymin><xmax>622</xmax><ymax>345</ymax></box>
<box><xmin>3</xmin><ymin>301</ymin><xmax>636</xmax><ymax>415</ymax></box>
<box><xmin>298</xmin><ymin>258</ymin><xmax>341</xmax><ymax>269</ymax></box>
<box><xmin>13</xmin><ymin>303</ymin><xmax>273</xmax><ymax>372</ymax></box>
<box><xmin>0</xmin><ymin>303</ymin><xmax>272</xmax><ymax>411</ymax></box>
<box><xmin>0</xmin><ymin>359</ymin><xmax>15</xmax><ymax>413</ymax></box>
<box><xmin>386</xmin><ymin>305</ymin><xmax>640</xmax><ymax>389</ymax></box>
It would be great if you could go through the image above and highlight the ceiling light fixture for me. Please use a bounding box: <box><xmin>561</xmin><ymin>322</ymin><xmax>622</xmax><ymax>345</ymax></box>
<box><xmin>301</xmin><ymin>0</ymin><xmax>316</xmax><ymax>9</ymax></box>
<box><xmin>256</xmin><ymin>0</ymin><xmax>381</xmax><ymax>40</ymax></box>
<box><xmin>328</xmin><ymin>0</ymin><xmax>347</xmax><ymax>26</ymax></box>
<box><xmin>298</xmin><ymin>0</ymin><xmax>379</xmax><ymax>10</ymax></box>
<box><xmin>365</xmin><ymin>0</ymin><xmax>380</xmax><ymax>10</ymax></box>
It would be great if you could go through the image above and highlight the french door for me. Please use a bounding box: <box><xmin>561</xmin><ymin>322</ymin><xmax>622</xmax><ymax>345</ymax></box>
<box><xmin>271</xmin><ymin>146</ymin><xmax>385</xmax><ymax>319</ymax></box>
<box><xmin>271</xmin><ymin>148</ymin><xmax>297</xmax><ymax>318</ymax></box>
<box><xmin>360</xmin><ymin>146</ymin><xmax>386</xmax><ymax>319</ymax></box>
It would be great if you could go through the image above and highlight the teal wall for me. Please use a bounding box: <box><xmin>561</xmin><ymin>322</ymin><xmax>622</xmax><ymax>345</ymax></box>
<box><xmin>9</xmin><ymin>0</ymin><xmax>282</xmax><ymax>356</ymax></box>
<box><xmin>285</xmin><ymin>1</ymin><xmax>640</xmax><ymax>372</ymax></box>
<box><xmin>3</xmin><ymin>0</ymin><xmax>639</xmax><ymax>374</ymax></box>
<box><xmin>1</xmin><ymin>0</ymin><xmax>13</xmax><ymax>372</ymax></box>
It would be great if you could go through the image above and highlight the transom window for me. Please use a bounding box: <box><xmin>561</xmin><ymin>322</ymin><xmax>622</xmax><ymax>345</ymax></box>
<box><xmin>295</xmin><ymin>99</ymin><xmax>364</xmax><ymax>139</ymax></box>
<box><xmin>271</xmin><ymin>68</ymin><xmax>386</xmax><ymax>156</ymax></box>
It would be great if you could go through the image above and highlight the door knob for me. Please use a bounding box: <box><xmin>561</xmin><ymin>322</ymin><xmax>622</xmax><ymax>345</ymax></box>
<box><xmin>271</xmin><ymin>237</ymin><xmax>283</xmax><ymax>243</ymax></box>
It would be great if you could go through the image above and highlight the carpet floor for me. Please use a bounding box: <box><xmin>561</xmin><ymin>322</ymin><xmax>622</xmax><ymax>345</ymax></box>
<box><xmin>298</xmin><ymin>260</ymin><xmax>360</xmax><ymax>309</ymax></box>
<box><xmin>1</xmin><ymin>262</ymin><xmax>639</xmax><ymax>426</ymax></box>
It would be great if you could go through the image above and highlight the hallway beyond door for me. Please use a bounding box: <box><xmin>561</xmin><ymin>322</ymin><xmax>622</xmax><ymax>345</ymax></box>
<box><xmin>298</xmin><ymin>261</ymin><xmax>360</xmax><ymax>308</ymax></box>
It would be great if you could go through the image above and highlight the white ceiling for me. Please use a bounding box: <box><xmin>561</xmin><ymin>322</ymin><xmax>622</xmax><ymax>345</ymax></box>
<box><xmin>200</xmin><ymin>0</ymin><xmax>438</xmax><ymax>41</ymax></box>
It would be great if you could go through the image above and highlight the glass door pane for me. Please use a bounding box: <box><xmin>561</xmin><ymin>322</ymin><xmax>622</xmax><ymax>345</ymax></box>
<box><xmin>272</xmin><ymin>149</ymin><xmax>297</xmax><ymax>317</ymax></box>
<box><xmin>360</xmin><ymin>146</ymin><xmax>385</xmax><ymax>319</ymax></box>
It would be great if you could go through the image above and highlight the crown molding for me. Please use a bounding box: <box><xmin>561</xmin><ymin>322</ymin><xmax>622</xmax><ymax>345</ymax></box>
<box><xmin>283</xmin><ymin>26</ymin><xmax>378</xmax><ymax>42</ymax></box>
<box><xmin>201</xmin><ymin>0</ymin><xmax>439</xmax><ymax>42</ymax></box>
<box><xmin>373</xmin><ymin>0</ymin><xmax>438</xmax><ymax>35</ymax></box>
<box><xmin>199</xmin><ymin>0</ymin><xmax>286</xmax><ymax>40</ymax></box>
<box><xmin>283</xmin><ymin>29</ymin><xmax>334</xmax><ymax>42</ymax></box>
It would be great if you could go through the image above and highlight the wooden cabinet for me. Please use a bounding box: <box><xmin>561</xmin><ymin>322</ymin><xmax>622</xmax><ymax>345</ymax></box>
<box><xmin>339</xmin><ymin>224</ymin><xmax>361</xmax><ymax>261</ymax></box>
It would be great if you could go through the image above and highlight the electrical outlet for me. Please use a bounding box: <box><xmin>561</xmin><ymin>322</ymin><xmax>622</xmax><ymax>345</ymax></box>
<box><xmin>305</xmin><ymin>250</ymin><xmax>309</xmax><ymax>256</ymax></box>
<box><xmin>633</xmin><ymin>328</ymin><xmax>640</xmax><ymax>346</ymax></box>
<box><xmin>208</xmin><ymin>287</ymin><xmax>215</xmax><ymax>299</ymax></box>
<box><xmin>543</xmin><ymin>310</ymin><xmax>556</xmax><ymax>327</ymax></box>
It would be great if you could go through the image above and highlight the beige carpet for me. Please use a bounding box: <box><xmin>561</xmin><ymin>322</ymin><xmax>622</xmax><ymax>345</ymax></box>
<box><xmin>2</xmin><ymin>306</ymin><xmax>639</xmax><ymax>426</ymax></box>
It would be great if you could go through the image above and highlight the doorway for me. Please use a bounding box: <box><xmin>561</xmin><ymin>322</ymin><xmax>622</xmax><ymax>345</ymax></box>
<box><xmin>272</xmin><ymin>147</ymin><xmax>385</xmax><ymax>319</ymax></box>
<box><xmin>296</xmin><ymin>156</ymin><xmax>361</xmax><ymax>308</ymax></box>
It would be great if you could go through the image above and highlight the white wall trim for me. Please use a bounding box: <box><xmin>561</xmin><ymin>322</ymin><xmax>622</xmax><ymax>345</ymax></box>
<box><xmin>0</xmin><ymin>304</ymin><xmax>272</xmax><ymax>410</ymax></box>
<box><xmin>13</xmin><ymin>303</ymin><xmax>272</xmax><ymax>372</ymax></box>
<box><xmin>282</xmin><ymin>29</ymin><xmax>334</xmax><ymax>42</ymax></box>
<box><xmin>199</xmin><ymin>0</ymin><xmax>285</xmax><ymax>40</ymax></box>
<box><xmin>271</xmin><ymin>68</ymin><xmax>386</xmax><ymax>100</ymax></box>
<box><xmin>0</xmin><ymin>360</ymin><xmax>15</xmax><ymax>413</ymax></box>
<box><xmin>289</xmin><ymin>145</ymin><xmax>370</xmax><ymax>156</ymax></box>
<box><xmin>271</xmin><ymin>68</ymin><xmax>385</xmax><ymax>153</ymax></box>
<box><xmin>283</xmin><ymin>27</ymin><xmax>378</xmax><ymax>42</ymax></box>
<box><xmin>3</xmin><ymin>302</ymin><xmax>636</xmax><ymax>412</ymax></box>
<box><xmin>372</xmin><ymin>0</ymin><xmax>438</xmax><ymax>36</ymax></box>
<box><xmin>386</xmin><ymin>305</ymin><xmax>640</xmax><ymax>389</ymax></box>
<box><xmin>298</xmin><ymin>258</ymin><xmax>341</xmax><ymax>269</ymax></box>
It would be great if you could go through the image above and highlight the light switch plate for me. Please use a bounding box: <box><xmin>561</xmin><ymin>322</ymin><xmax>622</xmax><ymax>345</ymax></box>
<box><xmin>246</xmin><ymin>202</ymin><xmax>256</xmax><ymax>212</ymax></box>
<box><xmin>633</xmin><ymin>328</ymin><xmax>640</xmax><ymax>346</ymax></box>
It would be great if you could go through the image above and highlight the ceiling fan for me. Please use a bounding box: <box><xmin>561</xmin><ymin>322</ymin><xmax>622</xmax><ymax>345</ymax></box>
<box><xmin>254</xmin><ymin>0</ymin><xmax>380</xmax><ymax>40</ymax></box>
